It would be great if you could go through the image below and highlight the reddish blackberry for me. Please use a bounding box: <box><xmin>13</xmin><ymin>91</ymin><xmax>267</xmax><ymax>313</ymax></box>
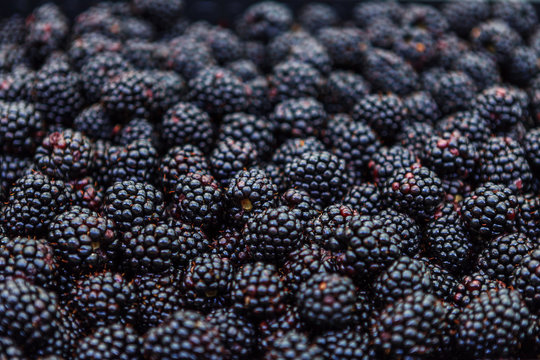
<box><xmin>352</xmin><ymin>93</ymin><xmax>407</xmax><ymax>142</ymax></box>
<box><xmin>431</xmin><ymin>71</ymin><xmax>476</xmax><ymax>115</ymax></box>
<box><xmin>69</xmin><ymin>271</ymin><xmax>137</xmax><ymax>328</ymax></box>
<box><xmin>368</xmin><ymin>145</ymin><xmax>418</xmax><ymax>186</ymax></box>
<box><xmin>299</xmin><ymin>3</ymin><xmax>338</xmax><ymax>33</ymax></box>
<box><xmin>103</xmin><ymin>180</ymin><xmax>164</xmax><ymax>231</ymax></box>
<box><xmin>442</xmin><ymin>0</ymin><xmax>490</xmax><ymax>37</ymax></box>
<box><xmin>159</xmin><ymin>145</ymin><xmax>209</xmax><ymax>195</ymax></box>
<box><xmin>315</xmin><ymin>327</ymin><xmax>373</xmax><ymax>360</ymax></box>
<box><xmin>361</xmin><ymin>48</ymin><xmax>419</xmax><ymax>96</ymax></box>
<box><xmin>114</xmin><ymin>118</ymin><xmax>157</xmax><ymax>147</ymax></box>
<box><xmin>372</xmin><ymin>291</ymin><xmax>448</xmax><ymax>359</ymax></box>
<box><xmin>453</xmin><ymin>51</ymin><xmax>501</xmax><ymax>91</ymax></box>
<box><xmin>456</xmin><ymin>288</ymin><xmax>531</xmax><ymax>358</ymax></box>
<box><xmin>511</xmin><ymin>247</ymin><xmax>540</xmax><ymax>313</ymax></box>
<box><xmin>48</xmin><ymin>206</ymin><xmax>115</xmax><ymax>274</ymax></box>
<box><xmin>268</xmin><ymin>60</ymin><xmax>323</xmax><ymax>103</ymax></box>
<box><xmin>107</xmin><ymin>139</ymin><xmax>158</xmax><ymax>184</ymax></box>
<box><xmin>517</xmin><ymin>193</ymin><xmax>540</xmax><ymax>239</ymax></box>
<box><xmin>74</xmin><ymin>323</ymin><xmax>141</xmax><ymax>360</ymax></box>
<box><xmin>34</xmin><ymin>130</ymin><xmax>94</xmax><ymax>181</ymax></box>
<box><xmin>373</xmin><ymin>256</ymin><xmax>433</xmax><ymax>307</ymax></box>
<box><xmin>231</xmin><ymin>262</ymin><xmax>286</xmax><ymax>319</ymax></box>
<box><xmin>306</xmin><ymin>204</ymin><xmax>357</xmax><ymax>251</ymax></box>
<box><xmin>69</xmin><ymin>176</ymin><xmax>103</xmax><ymax>211</ymax></box>
<box><xmin>24</xmin><ymin>4</ymin><xmax>68</xmax><ymax>64</ymax></box>
<box><xmin>209</xmin><ymin>138</ymin><xmax>258</xmax><ymax>187</ymax></box>
<box><xmin>143</xmin><ymin>310</ymin><xmax>225</xmax><ymax>360</ymax></box>
<box><xmin>379</xmin><ymin>208</ymin><xmax>422</xmax><ymax>257</ymax></box>
<box><xmin>226</xmin><ymin>168</ymin><xmax>278</xmax><ymax>227</ymax></box>
<box><xmin>435</xmin><ymin>111</ymin><xmax>491</xmax><ymax>147</ymax></box>
<box><xmin>316</xmin><ymin>27</ymin><xmax>367</xmax><ymax>70</ymax></box>
<box><xmin>461</xmin><ymin>182</ymin><xmax>518</xmax><ymax>238</ymax></box>
<box><xmin>219</xmin><ymin>112</ymin><xmax>276</xmax><ymax>158</ymax></box>
<box><xmin>187</xmin><ymin>66</ymin><xmax>248</xmax><ymax>118</ymax></box>
<box><xmin>161</xmin><ymin>102</ymin><xmax>214</xmax><ymax>151</ymax></box>
<box><xmin>73</xmin><ymin>104</ymin><xmax>114</xmax><ymax>141</ymax></box>
<box><xmin>493</xmin><ymin>0</ymin><xmax>538</xmax><ymax>37</ymax></box>
<box><xmin>342</xmin><ymin>183</ymin><xmax>382</xmax><ymax>216</ymax></box>
<box><xmin>263</xmin><ymin>330</ymin><xmax>323</xmax><ymax>360</ymax></box>
<box><xmin>3</xmin><ymin>172</ymin><xmax>74</xmax><ymax>237</ymax></box>
<box><xmin>181</xmin><ymin>254</ymin><xmax>233</xmax><ymax>311</ymax></box>
<box><xmin>403</xmin><ymin>91</ymin><xmax>440</xmax><ymax>125</ymax></box>
<box><xmin>323</xmin><ymin>70</ymin><xmax>370</xmax><ymax>114</ymax></box>
<box><xmin>210</xmin><ymin>227</ymin><xmax>250</xmax><ymax>266</ymax></box>
<box><xmin>271</xmin><ymin>137</ymin><xmax>325</xmax><ymax>170</ymax></box>
<box><xmin>207</xmin><ymin>307</ymin><xmax>256</xmax><ymax>360</ymax></box>
<box><xmin>477</xmin><ymin>136</ymin><xmax>533</xmax><ymax>193</ymax></box>
<box><xmin>382</xmin><ymin>166</ymin><xmax>444</xmax><ymax>221</ymax></box>
<box><xmin>471</xmin><ymin>20</ymin><xmax>522</xmax><ymax>64</ymax></box>
<box><xmin>80</xmin><ymin>52</ymin><xmax>131</xmax><ymax>103</ymax></box>
<box><xmin>0</xmin><ymin>101</ymin><xmax>44</xmax><ymax>155</ymax></box>
<box><xmin>284</xmin><ymin>150</ymin><xmax>351</xmax><ymax>207</ymax></box>
<box><xmin>235</xmin><ymin>1</ymin><xmax>292</xmax><ymax>42</ymax></box>
<box><xmin>473</xmin><ymin>86</ymin><xmax>525</xmax><ymax>131</ymax></box>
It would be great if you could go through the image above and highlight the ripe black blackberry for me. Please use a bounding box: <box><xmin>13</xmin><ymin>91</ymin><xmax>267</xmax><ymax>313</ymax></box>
<box><xmin>393</xmin><ymin>27</ymin><xmax>436</xmax><ymax>71</ymax></box>
<box><xmin>352</xmin><ymin>93</ymin><xmax>407</xmax><ymax>142</ymax></box>
<box><xmin>284</xmin><ymin>150</ymin><xmax>351</xmax><ymax>207</ymax></box>
<box><xmin>452</xmin><ymin>51</ymin><xmax>501</xmax><ymax>91</ymax></box>
<box><xmin>511</xmin><ymin>247</ymin><xmax>540</xmax><ymax>313</ymax></box>
<box><xmin>477</xmin><ymin>136</ymin><xmax>533</xmax><ymax>193</ymax></box>
<box><xmin>226</xmin><ymin>168</ymin><xmax>278</xmax><ymax>227</ymax></box>
<box><xmin>245</xmin><ymin>75</ymin><xmax>272</xmax><ymax>115</ymax></box>
<box><xmin>403</xmin><ymin>91</ymin><xmax>440</xmax><ymax>125</ymax></box>
<box><xmin>421</xmin><ymin>131</ymin><xmax>478</xmax><ymax>180</ymax></box>
<box><xmin>0</xmin><ymin>101</ymin><xmax>44</xmax><ymax>155</ymax></box>
<box><xmin>323</xmin><ymin>70</ymin><xmax>370</xmax><ymax>114</ymax></box>
<box><xmin>517</xmin><ymin>193</ymin><xmax>540</xmax><ymax>239</ymax></box>
<box><xmin>164</xmin><ymin>218</ymin><xmax>212</xmax><ymax>269</ymax></box>
<box><xmin>296</xmin><ymin>272</ymin><xmax>356</xmax><ymax>329</ymax></box>
<box><xmin>419</xmin><ymin>259</ymin><xmax>459</xmax><ymax>302</ymax></box>
<box><xmin>209</xmin><ymin>138</ymin><xmax>258</xmax><ymax>187</ymax></box>
<box><xmin>143</xmin><ymin>310</ymin><xmax>225</xmax><ymax>360</ymax></box>
<box><xmin>365</xmin><ymin>17</ymin><xmax>402</xmax><ymax>49</ymax></box>
<box><xmin>431</xmin><ymin>71</ymin><xmax>476</xmax><ymax>115</ymax></box>
<box><xmin>34</xmin><ymin>130</ymin><xmax>94</xmax><ymax>181</ymax></box>
<box><xmin>456</xmin><ymin>288</ymin><xmax>531</xmax><ymax>358</ymax></box>
<box><xmin>161</xmin><ymin>102</ymin><xmax>214</xmax><ymax>151</ymax></box>
<box><xmin>3</xmin><ymin>172</ymin><xmax>74</xmax><ymax>237</ymax></box>
<box><xmin>471</xmin><ymin>20</ymin><xmax>522</xmax><ymax>64</ymax></box>
<box><xmin>187</xmin><ymin>66</ymin><xmax>248</xmax><ymax>118</ymax></box>
<box><xmin>342</xmin><ymin>183</ymin><xmax>382</xmax><ymax>216</ymax></box>
<box><xmin>268</xmin><ymin>60</ymin><xmax>323</xmax><ymax>103</ymax></box>
<box><xmin>166</xmin><ymin>36</ymin><xmax>216</xmax><ymax>80</ymax></box>
<box><xmin>353</xmin><ymin>1</ymin><xmax>401</xmax><ymax>27</ymax></box>
<box><xmin>131</xmin><ymin>0</ymin><xmax>183</xmax><ymax>29</ymax></box>
<box><xmin>435</xmin><ymin>111</ymin><xmax>492</xmax><ymax>147</ymax></box>
<box><xmin>461</xmin><ymin>182</ymin><xmax>518</xmax><ymax>238</ymax></box>
<box><xmin>235</xmin><ymin>1</ymin><xmax>292</xmax><ymax>42</ymax></box>
<box><xmin>103</xmin><ymin>180</ymin><xmax>164</xmax><ymax>231</ymax></box>
<box><xmin>67</xmin><ymin>32</ymin><xmax>122</xmax><ymax>71</ymax></box>
<box><xmin>148</xmin><ymin>70</ymin><xmax>186</xmax><ymax>116</ymax></box>
<box><xmin>231</xmin><ymin>262</ymin><xmax>286</xmax><ymax>319</ymax></box>
<box><xmin>107</xmin><ymin>139</ymin><xmax>158</xmax><ymax>184</ymax></box>
<box><xmin>452</xmin><ymin>271</ymin><xmax>507</xmax><ymax>307</ymax></box>
<box><xmin>80</xmin><ymin>52</ymin><xmax>131</xmax><ymax>104</ymax></box>
<box><xmin>379</xmin><ymin>208</ymin><xmax>422</xmax><ymax>257</ymax></box>
<box><xmin>0</xmin><ymin>14</ymin><xmax>25</xmax><ymax>45</ymax></box>
<box><xmin>361</xmin><ymin>48</ymin><xmax>419</xmax><ymax>96</ymax></box>
<box><xmin>493</xmin><ymin>0</ymin><xmax>537</xmax><ymax>37</ymax></box>
<box><xmin>507</xmin><ymin>46</ymin><xmax>539</xmax><ymax>87</ymax></box>
<box><xmin>207</xmin><ymin>307</ymin><xmax>256</xmax><ymax>360</ymax></box>
<box><xmin>73</xmin><ymin>104</ymin><xmax>114</xmax><ymax>141</ymax></box>
<box><xmin>181</xmin><ymin>254</ymin><xmax>233</xmax><ymax>311</ymax></box>
<box><xmin>401</xmin><ymin>4</ymin><xmax>448</xmax><ymax>37</ymax></box>
<box><xmin>324</xmin><ymin>114</ymin><xmax>380</xmax><ymax>175</ymax></box>
<box><xmin>114</xmin><ymin>118</ymin><xmax>157</xmax><ymax>148</ymax></box>
<box><xmin>226</xmin><ymin>59</ymin><xmax>260</xmax><ymax>81</ymax></box>
<box><xmin>0</xmin><ymin>66</ymin><xmax>35</xmax><ymax>102</ymax></box>
<box><xmin>280</xmin><ymin>188</ymin><xmax>320</xmax><ymax>227</ymax></box>
<box><xmin>306</xmin><ymin>204</ymin><xmax>357</xmax><ymax>251</ymax></box>
<box><xmin>368</xmin><ymin>145</ymin><xmax>418</xmax><ymax>186</ymax></box>
<box><xmin>0</xmin><ymin>336</ymin><xmax>25</xmax><ymax>359</ymax></box>
<box><xmin>315</xmin><ymin>327</ymin><xmax>373</xmax><ymax>360</ymax></box>
<box><xmin>69</xmin><ymin>271</ymin><xmax>137</xmax><ymax>329</ymax></box>
<box><xmin>316</xmin><ymin>27</ymin><xmax>367</xmax><ymax>70</ymax></box>
<box><xmin>524</xmin><ymin>128</ymin><xmax>540</xmax><ymax>176</ymax></box>
<box><xmin>219</xmin><ymin>112</ymin><xmax>276</xmax><ymax>158</ymax></box>
<box><xmin>210</xmin><ymin>227</ymin><xmax>250</xmax><ymax>265</ymax></box>
<box><xmin>74</xmin><ymin>323</ymin><xmax>141</xmax><ymax>360</ymax></box>
<box><xmin>120</xmin><ymin>39</ymin><xmax>161</xmax><ymax>70</ymax></box>
<box><xmin>159</xmin><ymin>145</ymin><xmax>209</xmax><ymax>195</ymax></box>
<box><xmin>299</xmin><ymin>3</ymin><xmax>338</xmax><ymax>33</ymax></box>
<box><xmin>372</xmin><ymin>291</ymin><xmax>448</xmax><ymax>359</ymax></box>
<box><xmin>271</xmin><ymin>137</ymin><xmax>325</xmax><ymax>169</ymax></box>
<box><xmin>397</xmin><ymin>122</ymin><xmax>434</xmax><ymax>159</ymax></box>
<box><xmin>24</xmin><ymin>4</ymin><xmax>68</xmax><ymax>65</ymax></box>
<box><xmin>263</xmin><ymin>330</ymin><xmax>323</xmax><ymax>360</ymax></box>
<box><xmin>48</xmin><ymin>206</ymin><xmax>115</xmax><ymax>274</ymax></box>
<box><xmin>258</xmin><ymin>305</ymin><xmax>305</xmax><ymax>351</ymax></box>
<box><xmin>373</xmin><ymin>256</ymin><xmax>433</xmax><ymax>307</ymax></box>
<box><xmin>0</xmin><ymin>154</ymin><xmax>29</xmax><ymax>199</ymax></box>
<box><xmin>382</xmin><ymin>166</ymin><xmax>444</xmax><ymax>221</ymax></box>
<box><xmin>473</xmin><ymin>86</ymin><xmax>525</xmax><ymax>131</ymax></box>
<box><xmin>442</xmin><ymin>0</ymin><xmax>490</xmax><ymax>37</ymax></box>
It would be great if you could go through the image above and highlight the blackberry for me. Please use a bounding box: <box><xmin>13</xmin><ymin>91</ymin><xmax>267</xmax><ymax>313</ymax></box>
<box><xmin>235</xmin><ymin>1</ymin><xmax>292</xmax><ymax>42</ymax></box>
<box><xmin>107</xmin><ymin>139</ymin><xmax>158</xmax><ymax>184</ymax></box>
<box><xmin>80</xmin><ymin>52</ymin><xmax>131</xmax><ymax>104</ymax></box>
<box><xmin>210</xmin><ymin>227</ymin><xmax>250</xmax><ymax>266</ymax></box>
<box><xmin>69</xmin><ymin>271</ymin><xmax>137</xmax><ymax>328</ymax></box>
<box><xmin>225</xmin><ymin>167</ymin><xmax>278</xmax><ymax>227</ymax></box>
<box><xmin>511</xmin><ymin>247</ymin><xmax>540</xmax><ymax>313</ymax></box>
<box><xmin>272</xmin><ymin>97</ymin><xmax>327</xmax><ymax>140</ymax></box>
<box><xmin>161</xmin><ymin>102</ymin><xmax>214</xmax><ymax>151</ymax></box>
<box><xmin>435</xmin><ymin>111</ymin><xmax>491</xmax><ymax>146</ymax></box>
<box><xmin>306</xmin><ymin>204</ymin><xmax>357</xmax><ymax>251</ymax></box>
<box><xmin>280</xmin><ymin>188</ymin><xmax>320</xmax><ymax>227</ymax></box>
<box><xmin>68</xmin><ymin>33</ymin><xmax>122</xmax><ymax>71</ymax></box>
<box><xmin>34</xmin><ymin>130</ymin><xmax>94</xmax><ymax>181</ymax></box>
<box><xmin>366</xmin><ymin>18</ymin><xmax>403</xmax><ymax>49</ymax></box>
<box><xmin>91</xmin><ymin>140</ymin><xmax>112</xmax><ymax>187</ymax></box>
<box><xmin>403</xmin><ymin>91</ymin><xmax>440</xmax><ymax>125</ymax></box>
<box><xmin>209</xmin><ymin>138</ymin><xmax>258</xmax><ymax>187</ymax></box>
<box><xmin>263</xmin><ymin>331</ymin><xmax>323</xmax><ymax>360</ymax></box>
<box><xmin>378</xmin><ymin>208</ymin><xmax>422</xmax><ymax>257</ymax></box>
<box><xmin>159</xmin><ymin>145</ymin><xmax>210</xmax><ymax>195</ymax></box>
<box><xmin>401</xmin><ymin>4</ymin><xmax>449</xmax><ymax>37</ymax></box>
<box><xmin>0</xmin><ymin>14</ymin><xmax>25</xmax><ymax>45</ymax></box>
<box><xmin>299</xmin><ymin>3</ymin><xmax>339</xmax><ymax>33</ymax></box>
<box><xmin>442</xmin><ymin>0</ymin><xmax>490</xmax><ymax>37</ymax></box>
<box><xmin>353</xmin><ymin>1</ymin><xmax>402</xmax><ymax>28</ymax></box>
<box><xmin>382</xmin><ymin>166</ymin><xmax>444</xmax><ymax>221</ymax></box>
<box><xmin>271</xmin><ymin>137</ymin><xmax>325</xmax><ymax>170</ymax></box>
<box><xmin>373</xmin><ymin>256</ymin><xmax>433</xmax><ymax>307</ymax></box>
<box><xmin>315</xmin><ymin>327</ymin><xmax>373</xmax><ymax>360</ymax></box>
<box><xmin>231</xmin><ymin>262</ymin><xmax>286</xmax><ymax>319</ymax></box>
<box><xmin>471</xmin><ymin>20</ymin><xmax>522</xmax><ymax>64</ymax></box>
<box><xmin>477</xmin><ymin>136</ymin><xmax>533</xmax><ymax>193</ymax></box>
<box><xmin>74</xmin><ymin>323</ymin><xmax>141</xmax><ymax>360</ymax></box>
<box><xmin>0</xmin><ymin>66</ymin><xmax>35</xmax><ymax>102</ymax></box>
<box><xmin>316</xmin><ymin>27</ymin><xmax>367</xmax><ymax>70</ymax></box>
<box><xmin>245</xmin><ymin>76</ymin><xmax>272</xmax><ymax>115</ymax></box>
<box><xmin>3</xmin><ymin>172</ymin><xmax>74</xmax><ymax>237</ymax></box>
<box><xmin>461</xmin><ymin>182</ymin><xmax>518</xmax><ymax>238</ymax></box>
<box><xmin>204</xmin><ymin>28</ymin><xmax>244</xmax><ymax>65</ymax></box>
<box><xmin>219</xmin><ymin>112</ymin><xmax>276</xmax><ymax>158</ymax></box>
<box><xmin>103</xmin><ymin>180</ymin><xmax>164</xmax><ymax>231</ymax></box>
<box><xmin>121</xmin><ymin>40</ymin><xmax>160</xmax><ymax>70</ymax></box>
<box><xmin>473</xmin><ymin>86</ymin><xmax>525</xmax><ymax>131</ymax></box>
<box><xmin>431</xmin><ymin>71</ymin><xmax>476</xmax><ymax>115</ymax></box>
<box><xmin>226</xmin><ymin>59</ymin><xmax>260</xmax><ymax>81</ymax></box>
<box><xmin>73</xmin><ymin>104</ymin><xmax>114</xmax><ymax>141</ymax></box>
<box><xmin>493</xmin><ymin>0</ymin><xmax>538</xmax><ymax>37</ymax></box>
<box><xmin>284</xmin><ymin>150</ymin><xmax>351</xmax><ymax>207</ymax></box>
<box><xmin>456</xmin><ymin>288</ymin><xmax>531</xmax><ymax>358</ymax></box>
<box><xmin>517</xmin><ymin>193</ymin><xmax>540</xmax><ymax>239</ymax></box>
<box><xmin>368</xmin><ymin>145</ymin><xmax>418</xmax><ymax>186</ymax></box>
<box><xmin>48</xmin><ymin>206</ymin><xmax>115</xmax><ymax>274</ymax></box>
<box><xmin>166</xmin><ymin>36</ymin><xmax>216</xmax><ymax>80</ymax></box>
<box><xmin>114</xmin><ymin>118</ymin><xmax>157</xmax><ymax>147</ymax></box>
<box><xmin>506</xmin><ymin>46</ymin><xmax>539</xmax><ymax>87</ymax></box>
<box><xmin>187</xmin><ymin>66</ymin><xmax>248</xmax><ymax>118</ymax></box>
<box><xmin>0</xmin><ymin>101</ymin><xmax>44</xmax><ymax>155</ymax></box>
<box><xmin>206</xmin><ymin>307</ymin><xmax>256</xmax><ymax>360</ymax></box>
<box><xmin>453</xmin><ymin>51</ymin><xmax>501</xmax><ymax>91</ymax></box>
<box><xmin>393</xmin><ymin>27</ymin><xmax>437</xmax><ymax>70</ymax></box>
<box><xmin>296</xmin><ymin>272</ymin><xmax>356</xmax><ymax>329</ymax></box>
<box><xmin>181</xmin><ymin>254</ymin><xmax>233</xmax><ymax>310</ymax></box>
<box><xmin>0</xmin><ymin>154</ymin><xmax>29</xmax><ymax>199</ymax></box>
<box><xmin>361</xmin><ymin>48</ymin><xmax>419</xmax><ymax>96</ymax></box>
<box><xmin>24</xmin><ymin>4</ymin><xmax>68</xmax><ymax>64</ymax></box>
<box><xmin>372</xmin><ymin>291</ymin><xmax>448</xmax><ymax>359</ymax></box>
<box><xmin>452</xmin><ymin>271</ymin><xmax>507</xmax><ymax>307</ymax></box>
<box><xmin>147</xmin><ymin>70</ymin><xmax>185</xmax><ymax>115</ymax></box>
<box><xmin>342</xmin><ymin>183</ymin><xmax>382</xmax><ymax>216</ymax></box>
<box><xmin>525</xmin><ymin>128</ymin><xmax>540</xmax><ymax>176</ymax></box>
<box><xmin>0</xmin><ymin>336</ymin><xmax>25</xmax><ymax>359</ymax></box>
<box><xmin>258</xmin><ymin>305</ymin><xmax>305</xmax><ymax>350</ymax></box>
<box><xmin>323</xmin><ymin>70</ymin><xmax>370</xmax><ymax>114</ymax></box>
<box><xmin>69</xmin><ymin>176</ymin><xmax>103</xmax><ymax>212</ymax></box>
<box><xmin>131</xmin><ymin>0</ymin><xmax>184</xmax><ymax>29</ymax></box>
<box><xmin>165</xmin><ymin>218</ymin><xmax>211</xmax><ymax>268</ymax></box>
<box><xmin>268</xmin><ymin>60</ymin><xmax>323</xmax><ymax>103</ymax></box>
<box><xmin>143</xmin><ymin>310</ymin><xmax>225</xmax><ymax>360</ymax></box>
<box><xmin>420</xmin><ymin>259</ymin><xmax>459</xmax><ymax>302</ymax></box>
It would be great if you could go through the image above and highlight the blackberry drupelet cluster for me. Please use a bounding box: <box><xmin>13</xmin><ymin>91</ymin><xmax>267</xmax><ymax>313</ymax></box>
<box><xmin>161</xmin><ymin>102</ymin><xmax>214</xmax><ymax>151</ymax></box>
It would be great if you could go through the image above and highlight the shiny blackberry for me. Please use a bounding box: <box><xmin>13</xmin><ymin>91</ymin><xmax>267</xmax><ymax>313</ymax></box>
<box><xmin>404</xmin><ymin>91</ymin><xmax>440</xmax><ymax>125</ymax></box>
<box><xmin>271</xmin><ymin>97</ymin><xmax>328</xmax><ymax>142</ymax></box>
<box><xmin>471</xmin><ymin>20</ymin><xmax>522</xmax><ymax>64</ymax></box>
<box><xmin>166</xmin><ymin>36</ymin><xmax>216</xmax><ymax>80</ymax></box>
<box><xmin>316</xmin><ymin>27</ymin><xmax>367</xmax><ymax>69</ymax></box>
<box><xmin>378</xmin><ymin>208</ymin><xmax>422</xmax><ymax>257</ymax></box>
<box><xmin>219</xmin><ymin>112</ymin><xmax>276</xmax><ymax>158</ymax></box>
<box><xmin>315</xmin><ymin>327</ymin><xmax>373</xmax><ymax>360</ymax></box>
<box><xmin>114</xmin><ymin>118</ymin><xmax>156</xmax><ymax>147</ymax></box>
<box><xmin>0</xmin><ymin>154</ymin><xmax>29</xmax><ymax>199</ymax></box>
<box><xmin>306</xmin><ymin>204</ymin><xmax>357</xmax><ymax>251</ymax></box>
<box><xmin>159</xmin><ymin>145</ymin><xmax>210</xmax><ymax>195</ymax></box>
<box><xmin>74</xmin><ymin>323</ymin><xmax>141</xmax><ymax>360</ymax></box>
<box><xmin>107</xmin><ymin>139</ymin><xmax>158</xmax><ymax>184</ymax></box>
<box><xmin>393</xmin><ymin>27</ymin><xmax>436</xmax><ymax>70</ymax></box>
<box><xmin>511</xmin><ymin>247</ymin><xmax>540</xmax><ymax>313</ymax></box>
<box><xmin>161</xmin><ymin>102</ymin><xmax>214</xmax><ymax>151</ymax></box>
<box><xmin>0</xmin><ymin>336</ymin><xmax>25</xmax><ymax>359</ymax></box>
<box><xmin>73</xmin><ymin>104</ymin><xmax>114</xmax><ymax>141</ymax></box>
<box><xmin>473</xmin><ymin>86</ymin><xmax>525</xmax><ymax>131</ymax></box>
<box><xmin>420</xmin><ymin>259</ymin><xmax>459</xmax><ymax>302</ymax></box>
<box><xmin>435</xmin><ymin>111</ymin><xmax>491</xmax><ymax>147</ymax></box>
<box><xmin>209</xmin><ymin>138</ymin><xmax>258</xmax><ymax>187</ymax></box>
<box><xmin>271</xmin><ymin>137</ymin><xmax>325</xmax><ymax>170</ymax></box>
<box><xmin>431</xmin><ymin>71</ymin><xmax>476</xmax><ymax>115</ymax></box>
<box><xmin>165</xmin><ymin>218</ymin><xmax>211</xmax><ymax>268</ymax></box>
<box><xmin>268</xmin><ymin>60</ymin><xmax>323</xmax><ymax>103</ymax></box>
<box><xmin>206</xmin><ymin>307</ymin><xmax>256</xmax><ymax>360</ymax></box>
<box><xmin>0</xmin><ymin>66</ymin><xmax>35</xmax><ymax>102</ymax></box>
<box><xmin>323</xmin><ymin>70</ymin><xmax>370</xmax><ymax>114</ymax></box>
<box><xmin>210</xmin><ymin>227</ymin><xmax>250</xmax><ymax>266</ymax></box>
<box><xmin>517</xmin><ymin>193</ymin><xmax>540</xmax><ymax>239</ymax></box>
<box><xmin>368</xmin><ymin>145</ymin><xmax>418</xmax><ymax>186</ymax></box>
<box><xmin>80</xmin><ymin>52</ymin><xmax>131</xmax><ymax>103</ymax></box>
<box><xmin>342</xmin><ymin>183</ymin><xmax>382</xmax><ymax>216</ymax></box>
<box><xmin>0</xmin><ymin>101</ymin><xmax>44</xmax><ymax>155</ymax></box>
